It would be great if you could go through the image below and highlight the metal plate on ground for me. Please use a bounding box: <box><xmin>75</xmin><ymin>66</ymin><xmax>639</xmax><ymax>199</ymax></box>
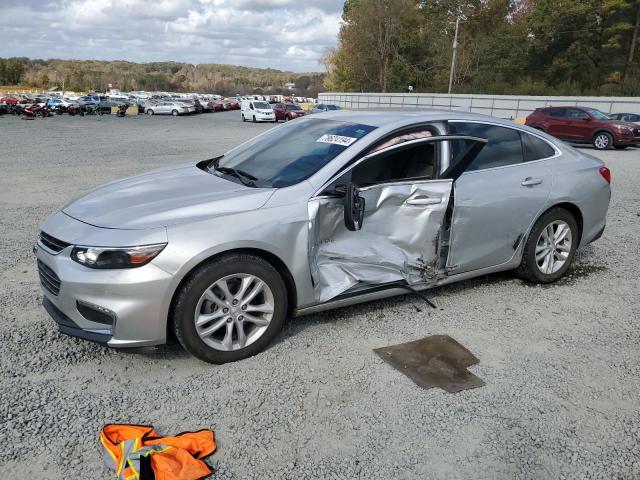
<box><xmin>374</xmin><ymin>335</ymin><xmax>484</xmax><ymax>393</ymax></box>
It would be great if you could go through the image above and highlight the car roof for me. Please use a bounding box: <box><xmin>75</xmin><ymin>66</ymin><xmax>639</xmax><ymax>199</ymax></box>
<box><xmin>311</xmin><ymin>108</ymin><xmax>524</xmax><ymax>129</ymax></box>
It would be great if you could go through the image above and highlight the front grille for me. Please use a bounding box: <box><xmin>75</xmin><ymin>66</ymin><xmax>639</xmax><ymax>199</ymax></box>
<box><xmin>39</xmin><ymin>231</ymin><xmax>70</xmax><ymax>253</ymax></box>
<box><xmin>37</xmin><ymin>260</ymin><xmax>61</xmax><ymax>296</ymax></box>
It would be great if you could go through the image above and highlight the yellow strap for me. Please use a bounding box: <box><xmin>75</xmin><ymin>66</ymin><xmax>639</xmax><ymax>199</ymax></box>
<box><xmin>99</xmin><ymin>434</ymin><xmax>118</xmax><ymax>464</ymax></box>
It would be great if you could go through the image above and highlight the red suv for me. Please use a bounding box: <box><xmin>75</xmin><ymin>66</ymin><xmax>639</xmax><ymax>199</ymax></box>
<box><xmin>272</xmin><ymin>103</ymin><xmax>306</xmax><ymax>122</ymax></box>
<box><xmin>525</xmin><ymin>106</ymin><xmax>640</xmax><ymax>150</ymax></box>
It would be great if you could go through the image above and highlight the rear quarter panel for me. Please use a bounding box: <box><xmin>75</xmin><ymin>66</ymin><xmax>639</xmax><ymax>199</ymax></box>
<box><xmin>544</xmin><ymin>147</ymin><xmax>610</xmax><ymax>246</ymax></box>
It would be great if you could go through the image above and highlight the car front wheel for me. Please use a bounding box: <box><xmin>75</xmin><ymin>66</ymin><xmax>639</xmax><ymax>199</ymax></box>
<box><xmin>147</xmin><ymin>109</ymin><xmax>154</xmax><ymax>115</ymax></box>
<box><xmin>516</xmin><ymin>208</ymin><xmax>578</xmax><ymax>284</ymax></box>
<box><xmin>172</xmin><ymin>254</ymin><xmax>288</xmax><ymax>363</ymax></box>
<box><xmin>593</xmin><ymin>132</ymin><xmax>613</xmax><ymax>150</ymax></box>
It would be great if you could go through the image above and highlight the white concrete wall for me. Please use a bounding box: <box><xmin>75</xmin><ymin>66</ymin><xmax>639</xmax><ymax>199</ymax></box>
<box><xmin>317</xmin><ymin>92</ymin><xmax>640</xmax><ymax>118</ymax></box>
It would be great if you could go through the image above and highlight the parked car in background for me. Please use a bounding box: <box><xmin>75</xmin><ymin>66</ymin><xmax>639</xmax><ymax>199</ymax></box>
<box><xmin>1</xmin><ymin>96</ymin><xmax>25</xmax><ymax>104</ymax></box>
<box><xmin>46</xmin><ymin>97</ymin><xmax>78</xmax><ymax>109</ymax></box>
<box><xmin>36</xmin><ymin>111</ymin><xmax>611</xmax><ymax>364</ymax></box>
<box><xmin>145</xmin><ymin>102</ymin><xmax>191</xmax><ymax>116</ymax></box>
<box><xmin>311</xmin><ymin>103</ymin><xmax>341</xmax><ymax>114</ymax></box>
<box><xmin>609</xmin><ymin>113</ymin><xmax>640</xmax><ymax>126</ymax></box>
<box><xmin>525</xmin><ymin>106</ymin><xmax>640</xmax><ymax>150</ymax></box>
<box><xmin>272</xmin><ymin>103</ymin><xmax>306</xmax><ymax>122</ymax></box>
<box><xmin>77</xmin><ymin>95</ymin><xmax>100</xmax><ymax>106</ymax></box>
<box><xmin>241</xmin><ymin>100</ymin><xmax>275</xmax><ymax>122</ymax></box>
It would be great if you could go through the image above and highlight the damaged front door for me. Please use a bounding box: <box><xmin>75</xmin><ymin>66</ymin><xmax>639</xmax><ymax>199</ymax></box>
<box><xmin>308</xmin><ymin>135</ymin><xmax>486</xmax><ymax>303</ymax></box>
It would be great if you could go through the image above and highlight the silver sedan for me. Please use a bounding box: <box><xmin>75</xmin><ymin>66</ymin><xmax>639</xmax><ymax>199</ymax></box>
<box><xmin>36</xmin><ymin>110</ymin><xmax>611</xmax><ymax>363</ymax></box>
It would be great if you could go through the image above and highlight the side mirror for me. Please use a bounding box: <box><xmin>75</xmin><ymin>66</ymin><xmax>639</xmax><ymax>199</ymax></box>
<box><xmin>344</xmin><ymin>183</ymin><xmax>365</xmax><ymax>231</ymax></box>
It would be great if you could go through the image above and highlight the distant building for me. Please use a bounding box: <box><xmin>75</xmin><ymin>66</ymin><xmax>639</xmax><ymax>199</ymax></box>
<box><xmin>284</xmin><ymin>82</ymin><xmax>295</xmax><ymax>90</ymax></box>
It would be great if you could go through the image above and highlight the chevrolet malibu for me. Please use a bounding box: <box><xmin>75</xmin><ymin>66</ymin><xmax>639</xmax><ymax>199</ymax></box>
<box><xmin>36</xmin><ymin>111</ymin><xmax>611</xmax><ymax>363</ymax></box>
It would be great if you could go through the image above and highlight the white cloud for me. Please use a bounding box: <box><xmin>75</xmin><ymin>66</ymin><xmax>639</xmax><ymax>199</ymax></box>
<box><xmin>0</xmin><ymin>0</ymin><xmax>343</xmax><ymax>71</ymax></box>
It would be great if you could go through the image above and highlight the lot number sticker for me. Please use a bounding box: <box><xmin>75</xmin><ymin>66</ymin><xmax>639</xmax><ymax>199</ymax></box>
<box><xmin>317</xmin><ymin>134</ymin><xmax>358</xmax><ymax>146</ymax></box>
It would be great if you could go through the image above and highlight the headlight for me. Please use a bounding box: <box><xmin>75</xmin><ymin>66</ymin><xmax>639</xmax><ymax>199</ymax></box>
<box><xmin>71</xmin><ymin>243</ymin><xmax>167</xmax><ymax>269</ymax></box>
<box><xmin>613</xmin><ymin>124</ymin><xmax>633</xmax><ymax>134</ymax></box>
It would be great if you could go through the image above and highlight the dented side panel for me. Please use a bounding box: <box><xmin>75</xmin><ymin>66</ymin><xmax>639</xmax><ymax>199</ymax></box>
<box><xmin>308</xmin><ymin>180</ymin><xmax>453</xmax><ymax>302</ymax></box>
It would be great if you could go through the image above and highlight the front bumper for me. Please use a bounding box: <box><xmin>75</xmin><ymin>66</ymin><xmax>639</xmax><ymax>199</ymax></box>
<box><xmin>615</xmin><ymin>134</ymin><xmax>640</xmax><ymax>145</ymax></box>
<box><xmin>35</xmin><ymin>216</ymin><xmax>174</xmax><ymax>347</ymax></box>
<box><xmin>254</xmin><ymin>113</ymin><xmax>275</xmax><ymax>122</ymax></box>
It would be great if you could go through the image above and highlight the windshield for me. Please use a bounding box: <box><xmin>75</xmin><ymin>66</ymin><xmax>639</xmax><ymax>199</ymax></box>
<box><xmin>286</xmin><ymin>104</ymin><xmax>302</xmax><ymax>110</ymax></box>
<box><xmin>585</xmin><ymin>108</ymin><xmax>610</xmax><ymax>120</ymax></box>
<box><xmin>327</xmin><ymin>105</ymin><xmax>340</xmax><ymax>110</ymax></box>
<box><xmin>213</xmin><ymin>118</ymin><xmax>376</xmax><ymax>188</ymax></box>
<box><xmin>253</xmin><ymin>102</ymin><xmax>270</xmax><ymax>109</ymax></box>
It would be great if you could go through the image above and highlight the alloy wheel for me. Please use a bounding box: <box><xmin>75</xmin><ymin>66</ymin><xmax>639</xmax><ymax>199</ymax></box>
<box><xmin>535</xmin><ymin>220</ymin><xmax>572</xmax><ymax>274</ymax></box>
<box><xmin>194</xmin><ymin>274</ymin><xmax>274</xmax><ymax>351</ymax></box>
<box><xmin>594</xmin><ymin>133</ymin><xmax>610</xmax><ymax>149</ymax></box>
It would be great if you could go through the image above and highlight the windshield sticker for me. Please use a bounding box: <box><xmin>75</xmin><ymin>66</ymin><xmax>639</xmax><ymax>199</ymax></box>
<box><xmin>317</xmin><ymin>134</ymin><xmax>358</xmax><ymax>146</ymax></box>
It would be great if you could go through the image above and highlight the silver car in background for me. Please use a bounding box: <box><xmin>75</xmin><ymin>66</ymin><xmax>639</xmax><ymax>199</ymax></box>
<box><xmin>144</xmin><ymin>101</ymin><xmax>191</xmax><ymax>116</ymax></box>
<box><xmin>35</xmin><ymin>111</ymin><xmax>611</xmax><ymax>363</ymax></box>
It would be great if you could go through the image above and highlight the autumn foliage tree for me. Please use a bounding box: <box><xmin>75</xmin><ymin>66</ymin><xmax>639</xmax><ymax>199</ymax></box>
<box><xmin>325</xmin><ymin>0</ymin><xmax>640</xmax><ymax>95</ymax></box>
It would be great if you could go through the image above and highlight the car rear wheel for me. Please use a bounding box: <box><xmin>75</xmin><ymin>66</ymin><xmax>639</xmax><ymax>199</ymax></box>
<box><xmin>252</xmin><ymin>115</ymin><xmax>256</xmax><ymax>122</ymax></box>
<box><xmin>172</xmin><ymin>110</ymin><xmax>179</xmax><ymax>116</ymax></box>
<box><xmin>172</xmin><ymin>254</ymin><xmax>288</xmax><ymax>364</ymax></box>
<box><xmin>593</xmin><ymin>132</ymin><xmax>613</xmax><ymax>150</ymax></box>
<box><xmin>147</xmin><ymin>109</ymin><xmax>154</xmax><ymax>115</ymax></box>
<box><xmin>242</xmin><ymin>114</ymin><xmax>246</xmax><ymax>122</ymax></box>
<box><xmin>516</xmin><ymin>208</ymin><xmax>578</xmax><ymax>284</ymax></box>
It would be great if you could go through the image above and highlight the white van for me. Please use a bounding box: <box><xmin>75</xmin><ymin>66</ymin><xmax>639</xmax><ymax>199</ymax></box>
<box><xmin>241</xmin><ymin>100</ymin><xmax>275</xmax><ymax>123</ymax></box>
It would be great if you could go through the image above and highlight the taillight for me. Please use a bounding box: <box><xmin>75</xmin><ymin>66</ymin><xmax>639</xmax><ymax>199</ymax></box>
<box><xmin>599</xmin><ymin>166</ymin><xmax>611</xmax><ymax>184</ymax></box>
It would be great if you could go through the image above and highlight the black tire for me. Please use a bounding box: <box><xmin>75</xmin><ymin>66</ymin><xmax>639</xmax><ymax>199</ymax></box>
<box><xmin>147</xmin><ymin>109</ymin><xmax>154</xmax><ymax>116</ymax></box>
<box><xmin>172</xmin><ymin>109</ymin><xmax>179</xmax><ymax>116</ymax></box>
<box><xmin>252</xmin><ymin>115</ymin><xmax>256</xmax><ymax>123</ymax></box>
<box><xmin>592</xmin><ymin>131</ymin><xmax>613</xmax><ymax>150</ymax></box>
<box><xmin>516</xmin><ymin>207</ymin><xmax>578</xmax><ymax>284</ymax></box>
<box><xmin>172</xmin><ymin>254</ymin><xmax>288</xmax><ymax>364</ymax></box>
<box><xmin>614</xmin><ymin>145</ymin><xmax>628</xmax><ymax>150</ymax></box>
<box><xmin>242</xmin><ymin>114</ymin><xmax>246</xmax><ymax>122</ymax></box>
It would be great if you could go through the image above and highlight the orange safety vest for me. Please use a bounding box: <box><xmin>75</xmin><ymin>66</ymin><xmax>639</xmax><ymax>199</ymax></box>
<box><xmin>99</xmin><ymin>424</ymin><xmax>216</xmax><ymax>480</ymax></box>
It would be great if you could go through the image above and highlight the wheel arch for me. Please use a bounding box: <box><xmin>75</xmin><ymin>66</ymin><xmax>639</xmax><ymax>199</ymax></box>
<box><xmin>534</xmin><ymin>202</ymin><xmax>584</xmax><ymax>245</ymax></box>
<box><xmin>591</xmin><ymin>128</ymin><xmax>614</xmax><ymax>141</ymax></box>
<box><xmin>167</xmin><ymin>247</ymin><xmax>298</xmax><ymax>339</ymax></box>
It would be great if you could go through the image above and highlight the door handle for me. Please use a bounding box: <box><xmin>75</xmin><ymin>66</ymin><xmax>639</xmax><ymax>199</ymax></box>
<box><xmin>405</xmin><ymin>196</ymin><xmax>441</xmax><ymax>206</ymax></box>
<box><xmin>521</xmin><ymin>177</ymin><xmax>543</xmax><ymax>187</ymax></box>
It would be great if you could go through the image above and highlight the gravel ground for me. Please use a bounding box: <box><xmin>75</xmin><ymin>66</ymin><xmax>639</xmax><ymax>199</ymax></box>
<box><xmin>0</xmin><ymin>111</ymin><xmax>639</xmax><ymax>479</ymax></box>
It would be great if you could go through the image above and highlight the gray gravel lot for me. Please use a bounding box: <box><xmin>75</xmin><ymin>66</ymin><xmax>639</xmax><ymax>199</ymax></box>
<box><xmin>0</xmin><ymin>111</ymin><xmax>639</xmax><ymax>479</ymax></box>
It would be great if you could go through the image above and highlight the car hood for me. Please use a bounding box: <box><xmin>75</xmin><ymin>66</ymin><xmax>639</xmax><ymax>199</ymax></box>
<box><xmin>62</xmin><ymin>164</ymin><xmax>275</xmax><ymax>230</ymax></box>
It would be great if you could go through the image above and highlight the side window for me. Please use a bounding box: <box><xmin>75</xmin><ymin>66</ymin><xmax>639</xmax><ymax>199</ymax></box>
<box><xmin>546</xmin><ymin>108</ymin><xmax>566</xmax><ymax>118</ymax></box>
<box><xmin>521</xmin><ymin>132</ymin><xmax>556</xmax><ymax>161</ymax></box>
<box><xmin>351</xmin><ymin>143</ymin><xmax>436</xmax><ymax>186</ymax></box>
<box><xmin>448</xmin><ymin>122</ymin><xmax>523</xmax><ymax>171</ymax></box>
<box><xmin>566</xmin><ymin>108</ymin><xmax>588</xmax><ymax>119</ymax></box>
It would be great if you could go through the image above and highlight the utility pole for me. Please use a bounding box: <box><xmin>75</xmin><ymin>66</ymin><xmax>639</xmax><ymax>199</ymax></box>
<box><xmin>448</xmin><ymin>17</ymin><xmax>459</xmax><ymax>94</ymax></box>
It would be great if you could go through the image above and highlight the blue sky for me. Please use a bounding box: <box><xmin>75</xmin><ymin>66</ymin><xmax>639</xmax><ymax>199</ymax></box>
<box><xmin>0</xmin><ymin>0</ymin><xmax>344</xmax><ymax>72</ymax></box>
